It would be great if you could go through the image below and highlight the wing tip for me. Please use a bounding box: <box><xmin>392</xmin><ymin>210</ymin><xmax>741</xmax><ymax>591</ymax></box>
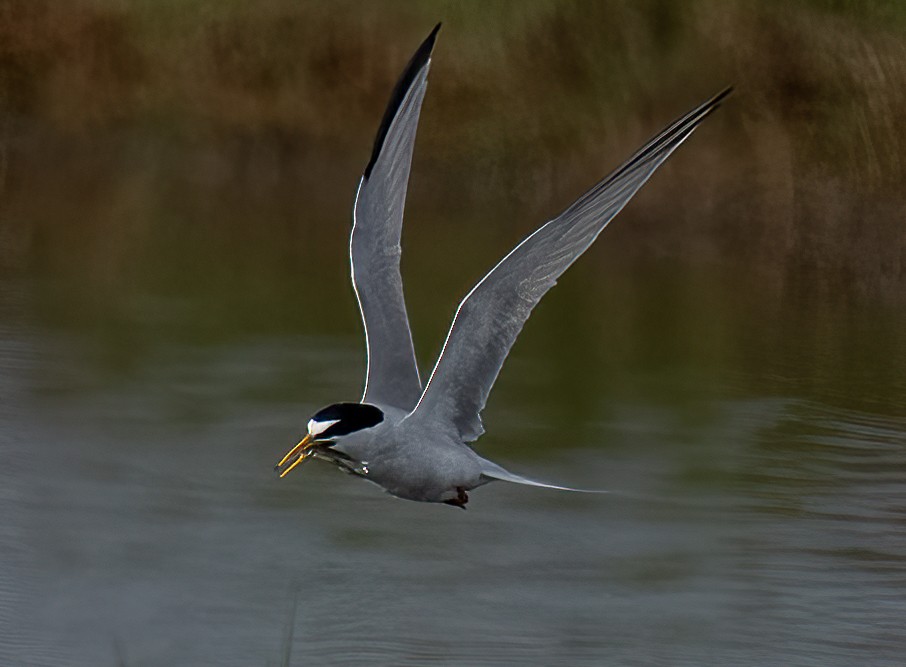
<box><xmin>363</xmin><ymin>23</ymin><xmax>442</xmax><ymax>179</ymax></box>
<box><xmin>703</xmin><ymin>85</ymin><xmax>734</xmax><ymax>117</ymax></box>
<box><xmin>714</xmin><ymin>85</ymin><xmax>734</xmax><ymax>102</ymax></box>
<box><xmin>428</xmin><ymin>22</ymin><xmax>443</xmax><ymax>47</ymax></box>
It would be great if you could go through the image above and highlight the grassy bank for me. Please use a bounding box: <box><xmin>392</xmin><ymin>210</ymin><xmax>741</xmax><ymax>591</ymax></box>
<box><xmin>1</xmin><ymin>0</ymin><xmax>904</xmax><ymax>301</ymax></box>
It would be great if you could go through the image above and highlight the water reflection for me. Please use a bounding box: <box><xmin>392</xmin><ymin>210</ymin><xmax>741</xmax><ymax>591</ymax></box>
<box><xmin>2</xmin><ymin>248</ymin><xmax>906</xmax><ymax>665</ymax></box>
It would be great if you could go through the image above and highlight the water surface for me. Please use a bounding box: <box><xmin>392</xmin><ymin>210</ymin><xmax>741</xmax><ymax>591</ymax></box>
<box><xmin>2</xmin><ymin>239</ymin><xmax>905</xmax><ymax>665</ymax></box>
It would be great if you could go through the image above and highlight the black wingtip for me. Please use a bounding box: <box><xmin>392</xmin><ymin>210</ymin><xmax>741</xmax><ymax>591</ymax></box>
<box><xmin>363</xmin><ymin>23</ymin><xmax>442</xmax><ymax>179</ymax></box>
<box><xmin>692</xmin><ymin>86</ymin><xmax>733</xmax><ymax>126</ymax></box>
<box><xmin>428</xmin><ymin>22</ymin><xmax>443</xmax><ymax>46</ymax></box>
<box><xmin>708</xmin><ymin>86</ymin><xmax>734</xmax><ymax>110</ymax></box>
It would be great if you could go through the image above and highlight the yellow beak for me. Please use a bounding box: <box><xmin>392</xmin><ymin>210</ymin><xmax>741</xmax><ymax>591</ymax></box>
<box><xmin>275</xmin><ymin>433</ymin><xmax>315</xmax><ymax>478</ymax></box>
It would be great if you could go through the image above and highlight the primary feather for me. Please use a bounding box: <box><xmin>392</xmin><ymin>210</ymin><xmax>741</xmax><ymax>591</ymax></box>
<box><xmin>405</xmin><ymin>88</ymin><xmax>731</xmax><ymax>442</ymax></box>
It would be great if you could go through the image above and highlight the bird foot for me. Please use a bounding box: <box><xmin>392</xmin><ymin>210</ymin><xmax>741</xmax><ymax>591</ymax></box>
<box><xmin>443</xmin><ymin>487</ymin><xmax>469</xmax><ymax>510</ymax></box>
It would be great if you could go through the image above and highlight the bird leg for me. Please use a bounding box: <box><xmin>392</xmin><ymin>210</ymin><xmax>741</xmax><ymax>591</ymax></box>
<box><xmin>443</xmin><ymin>487</ymin><xmax>469</xmax><ymax>510</ymax></box>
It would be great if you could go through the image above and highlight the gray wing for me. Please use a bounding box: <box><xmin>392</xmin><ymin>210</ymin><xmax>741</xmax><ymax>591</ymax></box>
<box><xmin>351</xmin><ymin>24</ymin><xmax>440</xmax><ymax>410</ymax></box>
<box><xmin>406</xmin><ymin>88</ymin><xmax>731</xmax><ymax>441</ymax></box>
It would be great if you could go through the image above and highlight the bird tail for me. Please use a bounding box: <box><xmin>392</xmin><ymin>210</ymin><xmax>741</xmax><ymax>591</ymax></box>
<box><xmin>478</xmin><ymin>458</ymin><xmax>607</xmax><ymax>493</ymax></box>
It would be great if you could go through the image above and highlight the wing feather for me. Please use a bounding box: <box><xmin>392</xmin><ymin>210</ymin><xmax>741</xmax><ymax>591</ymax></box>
<box><xmin>406</xmin><ymin>88</ymin><xmax>731</xmax><ymax>440</ymax></box>
<box><xmin>351</xmin><ymin>25</ymin><xmax>441</xmax><ymax>410</ymax></box>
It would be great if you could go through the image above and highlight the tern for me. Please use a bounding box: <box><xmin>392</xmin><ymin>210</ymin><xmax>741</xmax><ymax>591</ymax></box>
<box><xmin>275</xmin><ymin>24</ymin><xmax>729</xmax><ymax>508</ymax></box>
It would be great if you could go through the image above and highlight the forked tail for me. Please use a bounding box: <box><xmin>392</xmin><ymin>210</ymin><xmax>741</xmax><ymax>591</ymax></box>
<box><xmin>479</xmin><ymin>458</ymin><xmax>608</xmax><ymax>493</ymax></box>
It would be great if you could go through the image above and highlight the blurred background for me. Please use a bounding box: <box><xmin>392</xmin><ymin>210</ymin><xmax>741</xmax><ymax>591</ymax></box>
<box><xmin>1</xmin><ymin>1</ymin><xmax>905</xmax><ymax>665</ymax></box>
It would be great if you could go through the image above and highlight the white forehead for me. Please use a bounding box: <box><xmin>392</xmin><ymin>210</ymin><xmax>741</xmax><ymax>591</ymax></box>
<box><xmin>308</xmin><ymin>418</ymin><xmax>339</xmax><ymax>436</ymax></box>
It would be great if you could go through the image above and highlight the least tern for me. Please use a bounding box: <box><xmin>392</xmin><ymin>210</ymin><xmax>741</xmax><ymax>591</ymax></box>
<box><xmin>275</xmin><ymin>24</ymin><xmax>729</xmax><ymax>508</ymax></box>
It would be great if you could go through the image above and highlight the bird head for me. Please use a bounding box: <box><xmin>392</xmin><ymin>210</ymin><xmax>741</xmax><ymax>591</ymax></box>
<box><xmin>274</xmin><ymin>402</ymin><xmax>384</xmax><ymax>478</ymax></box>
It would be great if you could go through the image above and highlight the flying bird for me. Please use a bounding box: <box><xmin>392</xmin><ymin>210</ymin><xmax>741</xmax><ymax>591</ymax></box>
<box><xmin>275</xmin><ymin>24</ymin><xmax>729</xmax><ymax>508</ymax></box>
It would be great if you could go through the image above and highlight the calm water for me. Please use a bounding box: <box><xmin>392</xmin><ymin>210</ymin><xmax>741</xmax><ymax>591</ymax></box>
<box><xmin>2</xmin><ymin>242</ymin><xmax>906</xmax><ymax>666</ymax></box>
<box><xmin>2</xmin><ymin>122</ymin><xmax>906</xmax><ymax>665</ymax></box>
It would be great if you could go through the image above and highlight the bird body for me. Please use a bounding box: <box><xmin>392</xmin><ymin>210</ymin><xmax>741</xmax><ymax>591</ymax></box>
<box><xmin>275</xmin><ymin>24</ymin><xmax>729</xmax><ymax>508</ymax></box>
<box><xmin>327</xmin><ymin>407</ymin><xmax>486</xmax><ymax>505</ymax></box>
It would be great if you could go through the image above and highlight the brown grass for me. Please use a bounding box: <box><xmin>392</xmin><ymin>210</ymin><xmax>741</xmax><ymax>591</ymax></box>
<box><xmin>1</xmin><ymin>0</ymin><xmax>905</xmax><ymax>301</ymax></box>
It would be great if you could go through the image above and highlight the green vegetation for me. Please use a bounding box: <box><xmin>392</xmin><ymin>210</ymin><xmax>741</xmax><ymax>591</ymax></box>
<box><xmin>1</xmin><ymin>0</ymin><xmax>904</xmax><ymax>300</ymax></box>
